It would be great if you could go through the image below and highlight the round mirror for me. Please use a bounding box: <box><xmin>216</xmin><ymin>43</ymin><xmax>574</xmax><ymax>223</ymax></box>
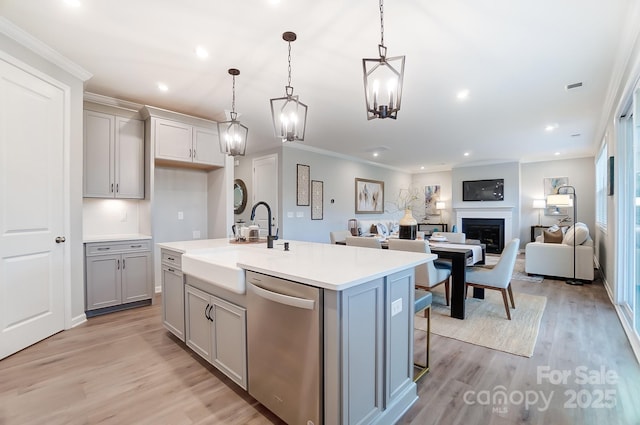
<box><xmin>234</xmin><ymin>179</ymin><xmax>247</xmax><ymax>214</ymax></box>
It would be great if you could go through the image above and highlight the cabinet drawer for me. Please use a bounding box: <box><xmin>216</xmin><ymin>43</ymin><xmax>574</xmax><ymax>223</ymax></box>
<box><xmin>161</xmin><ymin>249</ymin><xmax>182</xmax><ymax>269</ymax></box>
<box><xmin>86</xmin><ymin>240</ymin><xmax>151</xmax><ymax>256</ymax></box>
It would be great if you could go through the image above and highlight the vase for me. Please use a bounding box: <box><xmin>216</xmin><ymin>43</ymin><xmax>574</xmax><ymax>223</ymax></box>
<box><xmin>399</xmin><ymin>209</ymin><xmax>417</xmax><ymax>240</ymax></box>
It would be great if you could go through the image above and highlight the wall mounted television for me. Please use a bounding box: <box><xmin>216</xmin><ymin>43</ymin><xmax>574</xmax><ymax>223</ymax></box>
<box><xmin>462</xmin><ymin>179</ymin><xmax>504</xmax><ymax>202</ymax></box>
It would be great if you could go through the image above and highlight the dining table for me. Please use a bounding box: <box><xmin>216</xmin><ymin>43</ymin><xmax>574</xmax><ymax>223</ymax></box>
<box><xmin>338</xmin><ymin>237</ymin><xmax>485</xmax><ymax>319</ymax></box>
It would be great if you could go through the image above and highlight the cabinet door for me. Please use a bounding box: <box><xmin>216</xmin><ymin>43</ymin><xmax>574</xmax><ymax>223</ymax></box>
<box><xmin>193</xmin><ymin>126</ymin><xmax>223</xmax><ymax>166</ymax></box>
<box><xmin>161</xmin><ymin>264</ymin><xmax>184</xmax><ymax>341</ymax></box>
<box><xmin>185</xmin><ymin>285</ymin><xmax>212</xmax><ymax>360</ymax></box>
<box><xmin>155</xmin><ymin>118</ymin><xmax>192</xmax><ymax>161</ymax></box>
<box><xmin>84</xmin><ymin>110</ymin><xmax>115</xmax><ymax>197</ymax></box>
<box><xmin>115</xmin><ymin>117</ymin><xmax>144</xmax><ymax>199</ymax></box>
<box><xmin>121</xmin><ymin>252</ymin><xmax>151</xmax><ymax>303</ymax></box>
<box><xmin>86</xmin><ymin>254</ymin><xmax>121</xmax><ymax>310</ymax></box>
<box><xmin>211</xmin><ymin>296</ymin><xmax>247</xmax><ymax>389</ymax></box>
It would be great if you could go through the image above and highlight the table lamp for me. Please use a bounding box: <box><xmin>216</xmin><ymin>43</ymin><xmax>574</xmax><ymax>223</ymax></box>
<box><xmin>532</xmin><ymin>199</ymin><xmax>546</xmax><ymax>226</ymax></box>
<box><xmin>436</xmin><ymin>201</ymin><xmax>446</xmax><ymax>223</ymax></box>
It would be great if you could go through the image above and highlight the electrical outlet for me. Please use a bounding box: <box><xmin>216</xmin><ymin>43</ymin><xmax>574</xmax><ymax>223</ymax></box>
<box><xmin>296</xmin><ymin>211</ymin><xmax>304</xmax><ymax>218</ymax></box>
<box><xmin>120</xmin><ymin>210</ymin><xmax>127</xmax><ymax>222</ymax></box>
<box><xmin>391</xmin><ymin>299</ymin><xmax>403</xmax><ymax>317</ymax></box>
<box><xmin>287</xmin><ymin>211</ymin><xmax>294</xmax><ymax>218</ymax></box>
<box><xmin>193</xmin><ymin>230</ymin><xmax>201</xmax><ymax>239</ymax></box>
<box><xmin>178</xmin><ymin>211</ymin><xmax>184</xmax><ymax>220</ymax></box>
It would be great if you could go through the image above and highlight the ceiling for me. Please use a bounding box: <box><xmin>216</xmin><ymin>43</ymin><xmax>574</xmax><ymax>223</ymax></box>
<box><xmin>1</xmin><ymin>0</ymin><xmax>634</xmax><ymax>172</ymax></box>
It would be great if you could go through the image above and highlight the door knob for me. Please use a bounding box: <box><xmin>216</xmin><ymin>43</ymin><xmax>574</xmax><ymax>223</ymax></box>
<box><xmin>55</xmin><ymin>236</ymin><xmax>66</xmax><ymax>243</ymax></box>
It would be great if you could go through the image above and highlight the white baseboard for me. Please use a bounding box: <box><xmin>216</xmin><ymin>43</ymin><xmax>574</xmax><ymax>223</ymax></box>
<box><xmin>70</xmin><ymin>313</ymin><xmax>87</xmax><ymax>328</ymax></box>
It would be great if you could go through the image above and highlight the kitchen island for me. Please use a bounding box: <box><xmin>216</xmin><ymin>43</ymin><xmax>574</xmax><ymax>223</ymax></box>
<box><xmin>157</xmin><ymin>238</ymin><xmax>435</xmax><ymax>425</ymax></box>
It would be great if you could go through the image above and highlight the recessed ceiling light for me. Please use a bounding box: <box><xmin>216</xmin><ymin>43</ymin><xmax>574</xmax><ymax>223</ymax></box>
<box><xmin>420</xmin><ymin>166</ymin><xmax>425</xmax><ymax>170</ymax></box>
<box><xmin>545</xmin><ymin>123</ymin><xmax>559</xmax><ymax>132</ymax></box>
<box><xmin>464</xmin><ymin>152</ymin><xmax>470</xmax><ymax>157</ymax></box>
<box><xmin>373</xmin><ymin>152</ymin><xmax>379</xmax><ymax>157</ymax></box>
<box><xmin>268</xmin><ymin>0</ymin><xmax>281</xmax><ymax>4</ymax></box>
<box><xmin>157</xmin><ymin>82</ymin><xmax>169</xmax><ymax>92</ymax></box>
<box><xmin>64</xmin><ymin>0</ymin><xmax>81</xmax><ymax>7</ymax></box>
<box><xmin>554</xmin><ymin>152</ymin><xmax>560</xmax><ymax>156</ymax></box>
<box><xmin>195</xmin><ymin>46</ymin><xmax>209</xmax><ymax>59</ymax></box>
<box><xmin>456</xmin><ymin>89</ymin><xmax>469</xmax><ymax>100</ymax></box>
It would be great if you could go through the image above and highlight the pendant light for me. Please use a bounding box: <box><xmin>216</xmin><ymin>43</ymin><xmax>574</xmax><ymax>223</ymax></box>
<box><xmin>270</xmin><ymin>31</ymin><xmax>308</xmax><ymax>142</ymax></box>
<box><xmin>218</xmin><ymin>68</ymin><xmax>248</xmax><ymax>156</ymax></box>
<box><xmin>362</xmin><ymin>0</ymin><xmax>405</xmax><ymax>120</ymax></box>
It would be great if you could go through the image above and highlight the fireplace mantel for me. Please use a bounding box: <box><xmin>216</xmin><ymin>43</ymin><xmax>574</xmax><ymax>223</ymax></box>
<box><xmin>454</xmin><ymin>207</ymin><xmax>513</xmax><ymax>243</ymax></box>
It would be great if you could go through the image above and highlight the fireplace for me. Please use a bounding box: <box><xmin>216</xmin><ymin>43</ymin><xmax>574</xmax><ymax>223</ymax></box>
<box><xmin>462</xmin><ymin>218</ymin><xmax>505</xmax><ymax>254</ymax></box>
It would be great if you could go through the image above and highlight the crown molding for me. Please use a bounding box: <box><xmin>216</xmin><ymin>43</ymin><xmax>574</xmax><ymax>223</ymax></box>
<box><xmin>0</xmin><ymin>17</ymin><xmax>92</xmax><ymax>82</ymax></box>
<box><xmin>84</xmin><ymin>92</ymin><xmax>143</xmax><ymax>112</ymax></box>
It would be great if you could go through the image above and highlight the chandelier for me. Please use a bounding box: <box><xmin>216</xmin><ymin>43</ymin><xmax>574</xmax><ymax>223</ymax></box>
<box><xmin>218</xmin><ymin>68</ymin><xmax>248</xmax><ymax>156</ymax></box>
<box><xmin>362</xmin><ymin>0</ymin><xmax>405</xmax><ymax>120</ymax></box>
<box><xmin>270</xmin><ymin>31</ymin><xmax>308</xmax><ymax>142</ymax></box>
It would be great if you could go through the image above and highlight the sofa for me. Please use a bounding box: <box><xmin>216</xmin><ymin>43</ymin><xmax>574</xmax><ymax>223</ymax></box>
<box><xmin>525</xmin><ymin>223</ymin><xmax>594</xmax><ymax>281</ymax></box>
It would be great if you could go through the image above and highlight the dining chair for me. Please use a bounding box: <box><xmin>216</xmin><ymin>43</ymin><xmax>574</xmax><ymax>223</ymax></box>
<box><xmin>387</xmin><ymin>239</ymin><xmax>451</xmax><ymax>305</ymax></box>
<box><xmin>330</xmin><ymin>230</ymin><xmax>352</xmax><ymax>244</ymax></box>
<box><xmin>465</xmin><ymin>238</ymin><xmax>520</xmax><ymax>320</ymax></box>
<box><xmin>345</xmin><ymin>236</ymin><xmax>382</xmax><ymax>249</ymax></box>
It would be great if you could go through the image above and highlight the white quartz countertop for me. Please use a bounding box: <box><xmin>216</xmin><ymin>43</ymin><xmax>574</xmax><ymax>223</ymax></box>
<box><xmin>84</xmin><ymin>233</ymin><xmax>152</xmax><ymax>243</ymax></box>
<box><xmin>158</xmin><ymin>238</ymin><xmax>436</xmax><ymax>291</ymax></box>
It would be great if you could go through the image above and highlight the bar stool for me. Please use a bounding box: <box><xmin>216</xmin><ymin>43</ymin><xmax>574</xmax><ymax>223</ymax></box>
<box><xmin>414</xmin><ymin>289</ymin><xmax>432</xmax><ymax>381</ymax></box>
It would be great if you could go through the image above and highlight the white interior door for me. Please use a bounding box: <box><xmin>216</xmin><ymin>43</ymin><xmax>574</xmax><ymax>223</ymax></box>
<box><xmin>252</xmin><ymin>154</ymin><xmax>278</xmax><ymax>237</ymax></box>
<box><xmin>0</xmin><ymin>57</ymin><xmax>66</xmax><ymax>360</ymax></box>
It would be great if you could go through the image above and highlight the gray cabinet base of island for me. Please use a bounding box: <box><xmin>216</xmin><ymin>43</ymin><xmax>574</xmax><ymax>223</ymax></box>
<box><xmin>161</xmin><ymin>249</ymin><xmax>418</xmax><ymax>425</ymax></box>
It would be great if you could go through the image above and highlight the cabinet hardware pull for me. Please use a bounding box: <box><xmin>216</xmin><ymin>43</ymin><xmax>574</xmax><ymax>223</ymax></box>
<box><xmin>122</xmin><ymin>259</ymin><xmax>125</xmax><ymax>269</ymax></box>
<box><xmin>116</xmin><ymin>183</ymin><xmax>119</xmax><ymax>193</ymax></box>
<box><xmin>167</xmin><ymin>257</ymin><xmax>175</xmax><ymax>261</ymax></box>
<box><xmin>130</xmin><ymin>244</ymin><xmax>142</xmax><ymax>248</ymax></box>
<box><xmin>97</xmin><ymin>247</ymin><xmax>110</xmax><ymax>251</ymax></box>
<box><xmin>189</xmin><ymin>148</ymin><xmax>192</xmax><ymax>158</ymax></box>
<box><xmin>111</xmin><ymin>183</ymin><xmax>114</xmax><ymax>193</ymax></box>
<box><xmin>207</xmin><ymin>305</ymin><xmax>214</xmax><ymax>321</ymax></box>
<box><xmin>117</xmin><ymin>259</ymin><xmax>120</xmax><ymax>270</ymax></box>
<box><xmin>204</xmin><ymin>303</ymin><xmax>211</xmax><ymax>320</ymax></box>
<box><xmin>168</xmin><ymin>268</ymin><xmax>175</xmax><ymax>272</ymax></box>
<box><xmin>193</xmin><ymin>149</ymin><xmax>196</xmax><ymax>158</ymax></box>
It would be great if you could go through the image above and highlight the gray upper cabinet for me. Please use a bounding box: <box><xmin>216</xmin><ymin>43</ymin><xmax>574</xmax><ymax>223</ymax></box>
<box><xmin>84</xmin><ymin>110</ymin><xmax>144</xmax><ymax>199</ymax></box>
<box><xmin>154</xmin><ymin>117</ymin><xmax>223</xmax><ymax>168</ymax></box>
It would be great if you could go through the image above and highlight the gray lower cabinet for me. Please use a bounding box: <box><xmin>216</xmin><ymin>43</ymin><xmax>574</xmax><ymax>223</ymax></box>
<box><xmin>161</xmin><ymin>249</ymin><xmax>185</xmax><ymax>341</ymax></box>
<box><xmin>185</xmin><ymin>284</ymin><xmax>247</xmax><ymax>390</ymax></box>
<box><xmin>85</xmin><ymin>240</ymin><xmax>152</xmax><ymax>314</ymax></box>
<box><xmin>324</xmin><ymin>268</ymin><xmax>416</xmax><ymax>425</ymax></box>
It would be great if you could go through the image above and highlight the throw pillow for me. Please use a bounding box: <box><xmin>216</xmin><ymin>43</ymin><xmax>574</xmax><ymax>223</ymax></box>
<box><xmin>543</xmin><ymin>228</ymin><xmax>563</xmax><ymax>243</ymax></box>
<box><xmin>563</xmin><ymin>222</ymin><xmax>589</xmax><ymax>246</ymax></box>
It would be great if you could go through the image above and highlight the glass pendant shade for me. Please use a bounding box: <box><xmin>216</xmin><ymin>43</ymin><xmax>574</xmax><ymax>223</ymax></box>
<box><xmin>218</xmin><ymin>112</ymin><xmax>248</xmax><ymax>156</ymax></box>
<box><xmin>363</xmin><ymin>47</ymin><xmax>405</xmax><ymax>120</ymax></box>
<box><xmin>270</xmin><ymin>31</ymin><xmax>308</xmax><ymax>142</ymax></box>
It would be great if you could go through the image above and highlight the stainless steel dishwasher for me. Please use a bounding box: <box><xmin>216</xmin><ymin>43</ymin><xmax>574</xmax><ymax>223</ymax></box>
<box><xmin>246</xmin><ymin>270</ymin><xmax>322</xmax><ymax>425</ymax></box>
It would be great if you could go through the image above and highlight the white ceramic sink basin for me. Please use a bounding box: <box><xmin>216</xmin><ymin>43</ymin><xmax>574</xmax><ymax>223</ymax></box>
<box><xmin>182</xmin><ymin>248</ymin><xmax>246</xmax><ymax>294</ymax></box>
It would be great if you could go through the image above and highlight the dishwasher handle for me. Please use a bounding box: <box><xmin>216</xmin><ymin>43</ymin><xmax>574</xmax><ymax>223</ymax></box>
<box><xmin>250</xmin><ymin>283</ymin><xmax>315</xmax><ymax>310</ymax></box>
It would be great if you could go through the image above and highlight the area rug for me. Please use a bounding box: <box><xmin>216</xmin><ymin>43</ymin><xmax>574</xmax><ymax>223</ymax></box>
<box><xmin>484</xmin><ymin>255</ymin><xmax>544</xmax><ymax>283</ymax></box>
<box><xmin>416</xmin><ymin>287</ymin><xmax>547</xmax><ymax>357</ymax></box>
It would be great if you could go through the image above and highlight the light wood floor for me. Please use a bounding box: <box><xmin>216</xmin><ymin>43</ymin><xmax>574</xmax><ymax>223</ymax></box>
<box><xmin>1</xmin><ymin>264</ymin><xmax>639</xmax><ymax>425</ymax></box>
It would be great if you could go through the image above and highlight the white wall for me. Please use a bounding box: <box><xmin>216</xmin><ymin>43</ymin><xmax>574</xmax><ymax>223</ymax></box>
<box><xmin>280</xmin><ymin>145</ymin><xmax>412</xmax><ymax>243</ymax></box>
<box><xmin>83</xmin><ymin>199</ymin><xmax>142</xmax><ymax>235</ymax></box>
<box><xmin>411</xmin><ymin>170</ymin><xmax>453</xmax><ymax>225</ymax></box>
<box><xmin>520</xmin><ymin>157</ymin><xmax>596</xmax><ymax>244</ymax></box>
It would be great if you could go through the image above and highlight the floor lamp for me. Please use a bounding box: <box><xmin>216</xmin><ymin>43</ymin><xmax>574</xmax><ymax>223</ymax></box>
<box><xmin>532</xmin><ymin>199</ymin><xmax>546</xmax><ymax>226</ymax></box>
<box><xmin>547</xmin><ymin>186</ymin><xmax>580</xmax><ymax>286</ymax></box>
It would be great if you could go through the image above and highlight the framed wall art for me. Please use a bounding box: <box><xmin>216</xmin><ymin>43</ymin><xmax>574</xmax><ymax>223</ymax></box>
<box><xmin>544</xmin><ymin>176</ymin><xmax>569</xmax><ymax>216</ymax></box>
<box><xmin>424</xmin><ymin>185</ymin><xmax>441</xmax><ymax>215</ymax></box>
<box><xmin>296</xmin><ymin>164</ymin><xmax>310</xmax><ymax>206</ymax></box>
<box><xmin>355</xmin><ymin>178</ymin><xmax>384</xmax><ymax>214</ymax></box>
<box><xmin>311</xmin><ymin>180</ymin><xmax>323</xmax><ymax>220</ymax></box>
